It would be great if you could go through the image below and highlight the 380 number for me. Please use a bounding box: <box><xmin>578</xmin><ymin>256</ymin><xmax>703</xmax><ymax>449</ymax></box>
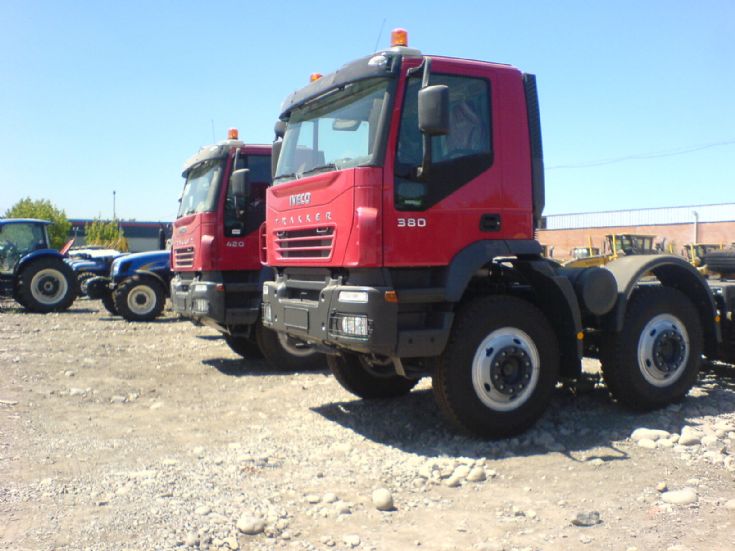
<box><xmin>397</xmin><ymin>217</ymin><xmax>427</xmax><ymax>228</ymax></box>
<box><xmin>226</xmin><ymin>241</ymin><xmax>245</xmax><ymax>247</ymax></box>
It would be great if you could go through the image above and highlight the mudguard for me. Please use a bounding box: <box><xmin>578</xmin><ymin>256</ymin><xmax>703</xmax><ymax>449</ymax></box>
<box><xmin>603</xmin><ymin>254</ymin><xmax>720</xmax><ymax>356</ymax></box>
<box><xmin>15</xmin><ymin>249</ymin><xmax>66</xmax><ymax>274</ymax></box>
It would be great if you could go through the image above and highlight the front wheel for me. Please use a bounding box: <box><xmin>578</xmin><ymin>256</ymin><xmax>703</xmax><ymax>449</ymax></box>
<box><xmin>256</xmin><ymin>322</ymin><xmax>326</xmax><ymax>371</ymax></box>
<box><xmin>76</xmin><ymin>271</ymin><xmax>97</xmax><ymax>296</ymax></box>
<box><xmin>327</xmin><ymin>353</ymin><xmax>419</xmax><ymax>399</ymax></box>
<box><xmin>600</xmin><ymin>286</ymin><xmax>703</xmax><ymax>410</ymax></box>
<box><xmin>16</xmin><ymin>257</ymin><xmax>77</xmax><ymax>313</ymax></box>
<box><xmin>224</xmin><ymin>334</ymin><xmax>263</xmax><ymax>359</ymax></box>
<box><xmin>100</xmin><ymin>291</ymin><xmax>118</xmax><ymax>316</ymax></box>
<box><xmin>433</xmin><ymin>295</ymin><xmax>559</xmax><ymax>438</ymax></box>
<box><xmin>113</xmin><ymin>275</ymin><xmax>165</xmax><ymax>322</ymax></box>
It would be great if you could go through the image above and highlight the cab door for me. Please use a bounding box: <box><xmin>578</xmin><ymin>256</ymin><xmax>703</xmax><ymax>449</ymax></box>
<box><xmin>382</xmin><ymin>58</ymin><xmax>522</xmax><ymax>267</ymax></box>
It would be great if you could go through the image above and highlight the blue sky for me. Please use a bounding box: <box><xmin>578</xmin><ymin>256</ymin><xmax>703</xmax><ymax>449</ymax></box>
<box><xmin>1</xmin><ymin>1</ymin><xmax>733</xmax><ymax>222</ymax></box>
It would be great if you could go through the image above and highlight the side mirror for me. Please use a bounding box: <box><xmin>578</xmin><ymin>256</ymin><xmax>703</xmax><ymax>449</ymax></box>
<box><xmin>231</xmin><ymin>168</ymin><xmax>250</xmax><ymax>220</ymax></box>
<box><xmin>271</xmin><ymin>140</ymin><xmax>282</xmax><ymax>180</ymax></box>
<box><xmin>231</xmin><ymin>168</ymin><xmax>250</xmax><ymax>199</ymax></box>
<box><xmin>418</xmin><ymin>85</ymin><xmax>449</xmax><ymax>136</ymax></box>
<box><xmin>274</xmin><ymin>120</ymin><xmax>286</xmax><ymax>139</ymax></box>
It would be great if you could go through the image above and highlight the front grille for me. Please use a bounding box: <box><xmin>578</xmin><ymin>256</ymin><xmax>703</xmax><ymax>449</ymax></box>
<box><xmin>174</xmin><ymin>246</ymin><xmax>195</xmax><ymax>268</ymax></box>
<box><xmin>275</xmin><ymin>226</ymin><xmax>335</xmax><ymax>260</ymax></box>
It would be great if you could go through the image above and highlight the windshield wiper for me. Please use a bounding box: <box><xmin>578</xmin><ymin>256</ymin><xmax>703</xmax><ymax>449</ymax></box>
<box><xmin>300</xmin><ymin>163</ymin><xmax>336</xmax><ymax>177</ymax></box>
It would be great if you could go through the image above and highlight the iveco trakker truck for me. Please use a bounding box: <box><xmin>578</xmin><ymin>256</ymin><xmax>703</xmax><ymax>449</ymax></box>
<box><xmin>262</xmin><ymin>30</ymin><xmax>734</xmax><ymax>436</ymax></box>
<box><xmin>171</xmin><ymin>130</ymin><xmax>323</xmax><ymax>370</ymax></box>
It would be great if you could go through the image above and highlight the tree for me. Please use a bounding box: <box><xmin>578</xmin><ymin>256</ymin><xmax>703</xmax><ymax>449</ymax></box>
<box><xmin>84</xmin><ymin>218</ymin><xmax>129</xmax><ymax>251</ymax></box>
<box><xmin>4</xmin><ymin>197</ymin><xmax>72</xmax><ymax>250</ymax></box>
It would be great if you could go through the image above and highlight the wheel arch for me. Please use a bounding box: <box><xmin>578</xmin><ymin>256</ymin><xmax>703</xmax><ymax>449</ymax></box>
<box><xmin>603</xmin><ymin>255</ymin><xmax>720</xmax><ymax>357</ymax></box>
<box><xmin>15</xmin><ymin>250</ymin><xmax>66</xmax><ymax>274</ymax></box>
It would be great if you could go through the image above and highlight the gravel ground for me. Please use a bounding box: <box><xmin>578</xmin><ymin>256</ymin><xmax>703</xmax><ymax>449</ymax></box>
<box><xmin>1</xmin><ymin>297</ymin><xmax>735</xmax><ymax>551</ymax></box>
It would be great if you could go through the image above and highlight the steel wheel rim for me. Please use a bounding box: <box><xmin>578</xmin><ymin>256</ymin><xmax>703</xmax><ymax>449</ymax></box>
<box><xmin>637</xmin><ymin>313</ymin><xmax>689</xmax><ymax>387</ymax></box>
<box><xmin>127</xmin><ymin>285</ymin><xmax>156</xmax><ymax>315</ymax></box>
<box><xmin>472</xmin><ymin>327</ymin><xmax>540</xmax><ymax>412</ymax></box>
<box><xmin>277</xmin><ymin>332</ymin><xmax>314</xmax><ymax>357</ymax></box>
<box><xmin>30</xmin><ymin>268</ymin><xmax>68</xmax><ymax>305</ymax></box>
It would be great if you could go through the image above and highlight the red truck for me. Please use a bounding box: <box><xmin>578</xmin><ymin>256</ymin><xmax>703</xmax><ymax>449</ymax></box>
<box><xmin>170</xmin><ymin>130</ymin><xmax>323</xmax><ymax>370</ymax></box>
<box><xmin>261</xmin><ymin>30</ymin><xmax>735</xmax><ymax>436</ymax></box>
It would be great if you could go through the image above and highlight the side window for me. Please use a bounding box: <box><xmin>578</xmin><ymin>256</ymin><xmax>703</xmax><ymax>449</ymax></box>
<box><xmin>224</xmin><ymin>154</ymin><xmax>272</xmax><ymax>237</ymax></box>
<box><xmin>395</xmin><ymin>74</ymin><xmax>492</xmax><ymax>211</ymax></box>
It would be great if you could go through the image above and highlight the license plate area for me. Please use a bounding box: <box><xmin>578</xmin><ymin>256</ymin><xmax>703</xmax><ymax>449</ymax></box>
<box><xmin>284</xmin><ymin>307</ymin><xmax>309</xmax><ymax>331</ymax></box>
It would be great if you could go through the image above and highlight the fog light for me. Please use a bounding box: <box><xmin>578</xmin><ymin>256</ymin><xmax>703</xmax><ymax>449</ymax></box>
<box><xmin>339</xmin><ymin>290</ymin><xmax>368</xmax><ymax>303</ymax></box>
<box><xmin>340</xmin><ymin>315</ymin><xmax>369</xmax><ymax>337</ymax></box>
<box><xmin>193</xmin><ymin>299</ymin><xmax>209</xmax><ymax>313</ymax></box>
<box><xmin>262</xmin><ymin>283</ymin><xmax>269</xmax><ymax>296</ymax></box>
<box><xmin>263</xmin><ymin>302</ymin><xmax>272</xmax><ymax>323</ymax></box>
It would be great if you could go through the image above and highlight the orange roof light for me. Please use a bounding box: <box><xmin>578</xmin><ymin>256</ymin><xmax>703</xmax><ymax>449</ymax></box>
<box><xmin>310</xmin><ymin>73</ymin><xmax>322</xmax><ymax>82</ymax></box>
<box><xmin>391</xmin><ymin>28</ymin><xmax>408</xmax><ymax>47</ymax></box>
<box><xmin>227</xmin><ymin>128</ymin><xmax>239</xmax><ymax>140</ymax></box>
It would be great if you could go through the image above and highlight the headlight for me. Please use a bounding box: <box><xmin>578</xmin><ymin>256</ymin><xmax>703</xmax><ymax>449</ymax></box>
<box><xmin>336</xmin><ymin>315</ymin><xmax>369</xmax><ymax>337</ymax></box>
<box><xmin>262</xmin><ymin>283</ymin><xmax>269</xmax><ymax>296</ymax></box>
<box><xmin>338</xmin><ymin>290</ymin><xmax>369</xmax><ymax>303</ymax></box>
<box><xmin>262</xmin><ymin>302</ymin><xmax>272</xmax><ymax>323</ymax></box>
<box><xmin>193</xmin><ymin>299</ymin><xmax>209</xmax><ymax>313</ymax></box>
<box><xmin>193</xmin><ymin>283</ymin><xmax>208</xmax><ymax>293</ymax></box>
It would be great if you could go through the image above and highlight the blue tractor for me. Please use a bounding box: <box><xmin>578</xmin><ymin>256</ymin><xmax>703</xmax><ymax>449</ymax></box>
<box><xmin>86</xmin><ymin>250</ymin><xmax>171</xmax><ymax>322</ymax></box>
<box><xmin>65</xmin><ymin>247</ymin><xmax>127</xmax><ymax>296</ymax></box>
<box><xmin>0</xmin><ymin>218</ymin><xmax>78</xmax><ymax>313</ymax></box>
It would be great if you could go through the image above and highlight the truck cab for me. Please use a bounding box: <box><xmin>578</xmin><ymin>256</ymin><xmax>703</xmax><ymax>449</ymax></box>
<box><xmin>171</xmin><ymin>130</ymin><xmax>324</xmax><ymax>370</ymax></box>
<box><xmin>262</xmin><ymin>30</ymin><xmax>725</xmax><ymax>437</ymax></box>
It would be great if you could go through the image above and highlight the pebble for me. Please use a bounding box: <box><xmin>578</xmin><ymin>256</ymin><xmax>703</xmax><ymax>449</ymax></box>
<box><xmin>343</xmin><ymin>534</ymin><xmax>361</xmax><ymax>548</ymax></box>
<box><xmin>372</xmin><ymin>488</ymin><xmax>394</xmax><ymax>511</ymax></box>
<box><xmin>236</xmin><ymin>514</ymin><xmax>265</xmax><ymax>535</ymax></box>
<box><xmin>571</xmin><ymin>511</ymin><xmax>601</xmax><ymax>527</ymax></box>
<box><xmin>110</xmin><ymin>395</ymin><xmax>126</xmax><ymax>404</ymax></box>
<box><xmin>637</xmin><ymin>438</ymin><xmax>657</xmax><ymax>449</ymax></box>
<box><xmin>679</xmin><ymin>427</ymin><xmax>703</xmax><ymax>446</ymax></box>
<box><xmin>467</xmin><ymin>467</ymin><xmax>486</xmax><ymax>482</ymax></box>
<box><xmin>195</xmin><ymin>505</ymin><xmax>211</xmax><ymax>516</ymax></box>
<box><xmin>323</xmin><ymin>492</ymin><xmax>338</xmax><ymax>504</ymax></box>
<box><xmin>724</xmin><ymin>499</ymin><xmax>735</xmax><ymax>510</ymax></box>
<box><xmin>661</xmin><ymin>487</ymin><xmax>698</xmax><ymax>505</ymax></box>
<box><xmin>656</xmin><ymin>482</ymin><xmax>668</xmax><ymax>493</ymax></box>
<box><xmin>631</xmin><ymin>428</ymin><xmax>670</xmax><ymax>442</ymax></box>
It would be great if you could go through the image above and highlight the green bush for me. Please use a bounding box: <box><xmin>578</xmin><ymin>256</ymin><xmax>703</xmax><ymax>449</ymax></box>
<box><xmin>85</xmin><ymin>219</ymin><xmax>128</xmax><ymax>251</ymax></box>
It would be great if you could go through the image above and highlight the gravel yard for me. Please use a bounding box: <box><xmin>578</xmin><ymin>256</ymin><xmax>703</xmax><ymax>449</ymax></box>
<box><xmin>2</xmin><ymin>298</ymin><xmax>735</xmax><ymax>551</ymax></box>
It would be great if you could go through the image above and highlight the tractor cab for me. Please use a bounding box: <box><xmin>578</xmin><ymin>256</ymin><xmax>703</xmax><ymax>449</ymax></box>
<box><xmin>0</xmin><ymin>219</ymin><xmax>51</xmax><ymax>274</ymax></box>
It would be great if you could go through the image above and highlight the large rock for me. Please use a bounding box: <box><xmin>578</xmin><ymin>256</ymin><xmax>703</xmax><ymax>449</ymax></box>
<box><xmin>631</xmin><ymin>428</ymin><xmax>670</xmax><ymax>442</ymax></box>
<box><xmin>372</xmin><ymin>488</ymin><xmax>395</xmax><ymax>511</ymax></box>
<box><xmin>679</xmin><ymin>427</ymin><xmax>703</xmax><ymax>446</ymax></box>
<box><xmin>661</xmin><ymin>487</ymin><xmax>698</xmax><ymax>505</ymax></box>
<box><xmin>237</xmin><ymin>514</ymin><xmax>265</xmax><ymax>535</ymax></box>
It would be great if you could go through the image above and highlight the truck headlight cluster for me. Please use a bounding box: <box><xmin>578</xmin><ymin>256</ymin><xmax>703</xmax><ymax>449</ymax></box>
<box><xmin>262</xmin><ymin>302</ymin><xmax>272</xmax><ymax>323</ymax></box>
<box><xmin>193</xmin><ymin>299</ymin><xmax>209</xmax><ymax>313</ymax></box>
<box><xmin>331</xmin><ymin>314</ymin><xmax>370</xmax><ymax>337</ymax></box>
<box><xmin>338</xmin><ymin>290</ymin><xmax>369</xmax><ymax>303</ymax></box>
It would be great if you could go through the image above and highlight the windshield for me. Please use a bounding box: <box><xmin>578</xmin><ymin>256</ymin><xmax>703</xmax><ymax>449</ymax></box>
<box><xmin>274</xmin><ymin>78</ymin><xmax>391</xmax><ymax>184</ymax></box>
<box><xmin>177</xmin><ymin>159</ymin><xmax>224</xmax><ymax>218</ymax></box>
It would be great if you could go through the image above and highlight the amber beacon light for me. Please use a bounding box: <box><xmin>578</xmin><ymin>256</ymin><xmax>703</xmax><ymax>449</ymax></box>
<box><xmin>227</xmin><ymin>128</ymin><xmax>239</xmax><ymax>140</ymax></box>
<box><xmin>391</xmin><ymin>28</ymin><xmax>408</xmax><ymax>47</ymax></box>
<box><xmin>310</xmin><ymin>73</ymin><xmax>322</xmax><ymax>82</ymax></box>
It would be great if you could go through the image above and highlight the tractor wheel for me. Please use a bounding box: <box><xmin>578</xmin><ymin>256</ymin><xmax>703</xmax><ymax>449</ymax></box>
<box><xmin>16</xmin><ymin>257</ymin><xmax>77</xmax><ymax>313</ymax></box>
<box><xmin>327</xmin><ymin>352</ymin><xmax>419</xmax><ymax>399</ymax></box>
<box><xmin>600</xmin><ymin>286</ymin><xmax>702</xmax><ymax>410</ymax></box>
<box><xmin>703</xmin><ymin>250</ymin><xmax>735</xmax><ymax>276</ymax></box>
<box><xmin>100</xmin><ymin>291</ymin><xmax>118</xmax><ymax>316</ymax></box>
<box><xmin>433</xmin><ymin>295</ymin><xmax>559</xmax><ymax>438</ymax></box>
<box><xmin>113</xmin><ymin>275</ymin><xmax>165</xmax><ymax>322</ymax></box>
<box><xmin>255</xmin><ymin>321</ymin><xmax>326</xmax><ymax>371</ymax></box>
<box><xmin>224</xmin><ymin>334</ymin><xmax>263</xmax><ymax>359</ymax></box>
<box><xmin>76</xmin><ymin>271</ymin><xmax>97</xmax><ymax>297</ymax></box>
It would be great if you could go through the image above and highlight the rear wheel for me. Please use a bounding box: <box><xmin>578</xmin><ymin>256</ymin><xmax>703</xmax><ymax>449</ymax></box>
<box><xmin>327</xmin><ymin>353</ymin><xmax>419</xmax><ymax>399</ymax></box>
<box><xmin>433</xmin><ymin>295</ymin><xmax>559</xmax><ymax>438</ymax></box>
<box><xmin>16</xmin><ymin>257</ymin><xmax>77</xmax><ymax>313</ymax></box>
<box><xmin>76</xmin><ymin>271</ymin><xmax>97</xmax><ymax>296</ymax></box>
<box><xmin>600</xmin><ymin>286</ymin><xmax>702</xmax><ymax>409</ymax></box>
<box><xmin>113</xmin><ymin>275</ymin><xmax>165</xmax><ymax>322</ymax></box>
<box><xmin>256</xmin><ymin>321</ymin><xmax>326</xmax><ymax>371</ymax></box>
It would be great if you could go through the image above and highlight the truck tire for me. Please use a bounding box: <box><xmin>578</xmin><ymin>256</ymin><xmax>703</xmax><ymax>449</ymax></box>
<box><xmin>600</xmin><ymin>286</ymin><xmax>702</xmax><ymax>410</ymax></box>
<box><xmin>76</xmin><ymin>271</ymin><xmax>97</xmax><ymax>296</ymax></box>
<box><xmin>224</xmin><ymin>335</ymin><xmax>263</xmax><ymax>359</ymax></box>
<box><xmin>256</xmin><ymin>321</ymin><xmax>326</xmax><ymax>371</ymax></box>
<box><xmin>113</xmin><ymin>275</ymin><xmax>165</xmax><ymax>322</ymax></box>
<box><xmin>101</xmin><ymin>291</ymin><xmax>118</xmax><ymax>316</ymax></box>
<box><xmin>327</xmin><ymin>352</ymin><xmax>419</xmax><ymax>399</ymax></box>
<box><xmin>16</xmin><ymin>257</ymin><xmax>77</xmax><ymax>313</ymax></box>
<box><xmin>703</xmin><ymin>250</ymin><xmax>735</xmax><ymax>275</ymax></box>
<box><xmin>433</xmin><ymin>295</ymin><xmax>559</xmax><ymax>438</ymax></box>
